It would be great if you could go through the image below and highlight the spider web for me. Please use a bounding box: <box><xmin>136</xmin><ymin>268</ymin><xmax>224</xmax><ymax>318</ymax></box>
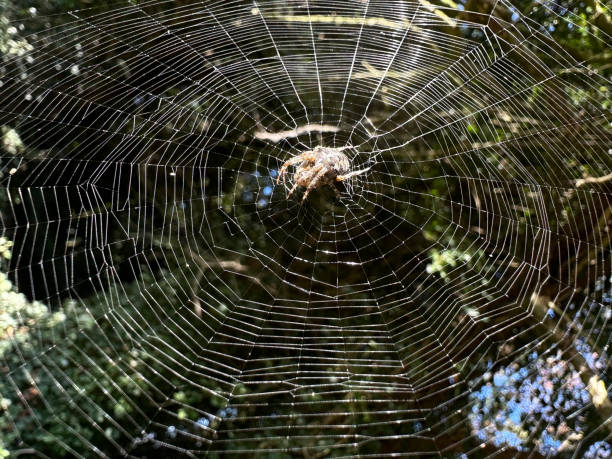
<box><xmin>0</xmin><ymin>0</ymin><xmax>610</xmax><ymax>456</ymax></box>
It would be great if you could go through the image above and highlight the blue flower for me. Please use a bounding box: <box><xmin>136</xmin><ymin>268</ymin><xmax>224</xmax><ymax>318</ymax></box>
<box><xmin>539</xmin><ymin>432</ymin><xmax>561</xmax><ymax>455</ymax></box>
<box><xmin>493</xmin><ymin>373</ymin><xmax>508</xmax><ymax>387</ymax></box>
<box><xmin>584</xmin><ymin>441</ymin><xmax>611</xmax><ymax>459</ymax></box>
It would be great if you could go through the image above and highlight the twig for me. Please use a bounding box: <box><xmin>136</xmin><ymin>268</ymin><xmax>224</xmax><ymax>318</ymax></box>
<box><xmin>254</xmin><ymin>124</ymin><xmax>339</xmax><ymax>142</ymax></box>
<box><xmin>576</xmin><ymin>172</ymin><xmax>612</xmax><ymax>188</ymax></box>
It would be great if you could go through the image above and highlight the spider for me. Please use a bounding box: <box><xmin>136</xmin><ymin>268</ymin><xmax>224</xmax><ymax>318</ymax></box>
<box><xmin>276</xmin><ymin>146</ymin><xmax>370</xmax><ymax>202</ymax></box>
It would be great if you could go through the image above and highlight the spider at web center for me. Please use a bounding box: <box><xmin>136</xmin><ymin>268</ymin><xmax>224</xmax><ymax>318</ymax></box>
<box><xmin>276</xmin><ymin>145</ymin><xmax>370</xmax><ymax>202</ymax></box>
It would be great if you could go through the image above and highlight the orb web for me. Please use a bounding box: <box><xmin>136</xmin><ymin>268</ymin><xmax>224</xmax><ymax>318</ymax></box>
<box><xmin>0</xmin><ymin>0</ymin><xmax>610</xmax><ymax>457</ymax></box>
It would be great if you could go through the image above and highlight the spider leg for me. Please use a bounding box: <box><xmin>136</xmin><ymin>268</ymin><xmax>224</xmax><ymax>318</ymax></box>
<box><xmin>276</xmin><ymin>151</ymin><xmax>315</xmax><ymax>184</ymax></box>
<box><xmin>336</xmin><ymin>166</ymin><xmax>371</xmax><ymax>182</ymax></box>
<box><xmin>302</xmin><ymin>167</ymin><xmax>328</xmax><ymax>203</ymax></box>
<box><xmin>277</xmin><ymin>154</ymin><xmax>304</xmax><ymax>184</ymax></box>
<box><xmin>287</xmin><ymin>164</ymin><xmax>323</xmax><ymax>200</ymax></box>
<box><xmin>286</xmin><ymin>181</ymin><xmax>301</xmax><ymax>199</ymax></box>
